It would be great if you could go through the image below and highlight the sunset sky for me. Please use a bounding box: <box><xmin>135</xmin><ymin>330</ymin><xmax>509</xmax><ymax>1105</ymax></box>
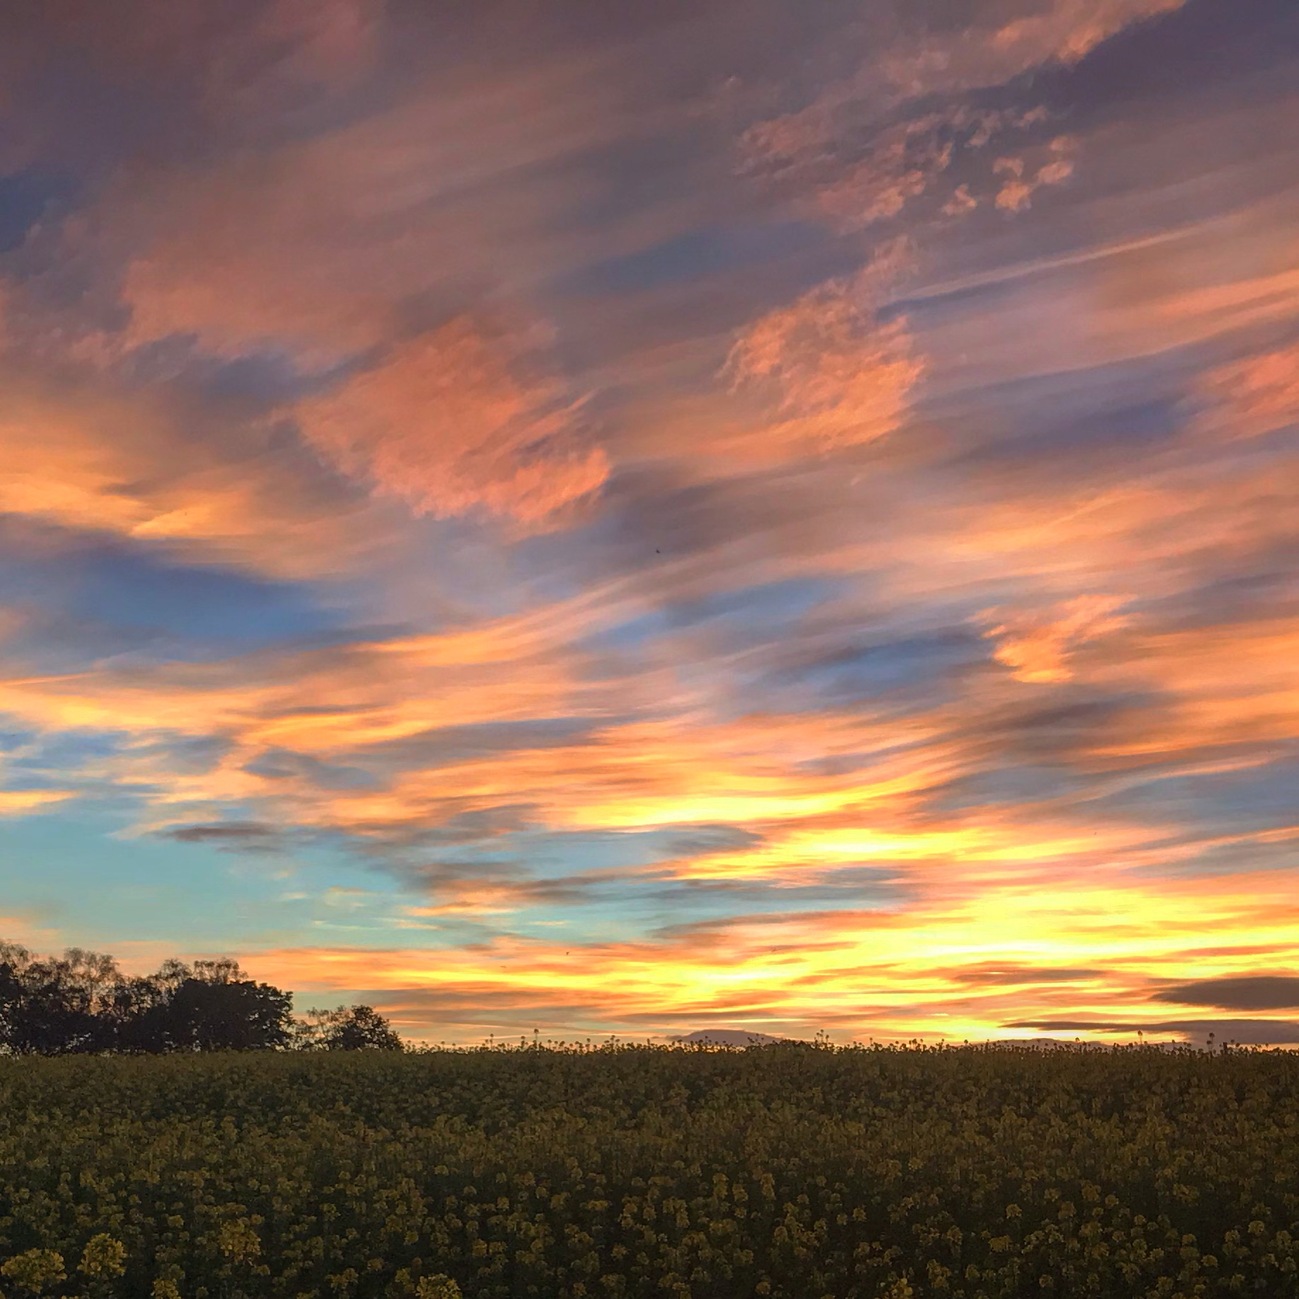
<box><xmin>2</xmin><ymin>0</ymin><xmax>1298</xmax><ymax>1045</ymax></box>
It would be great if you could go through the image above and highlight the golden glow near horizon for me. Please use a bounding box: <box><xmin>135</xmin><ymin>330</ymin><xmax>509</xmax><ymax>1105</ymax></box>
<box><xmin>1</xmin><ymin>0</ymin><xmax>1298</xmax><ymax>1046</ymax></box>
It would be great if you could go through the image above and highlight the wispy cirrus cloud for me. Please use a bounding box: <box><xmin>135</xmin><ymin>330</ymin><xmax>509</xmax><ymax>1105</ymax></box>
<box><xmin>1194</xmin><ymin>339</ymin><xmax>1299</xmax><ymax>440</ymax></box>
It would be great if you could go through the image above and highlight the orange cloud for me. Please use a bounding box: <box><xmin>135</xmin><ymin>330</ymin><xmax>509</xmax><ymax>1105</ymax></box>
<box><xmin>237</xmin><ymin>857</ymin><xmax>1299</xmax><ymax>1043</ymax></box>
<box><xmin>294</xmin><ymin>315</ymin><xmax>608</xmax><ymax>524</ymax></box>
<box><xmin>906</xmin><ymin>211</ymin><xmax>1299</xmax><ymax>422</ymax></box>
<box><xmin>6</xmin><ymin>397</ymin><xmax>1286</xmax><ymax>860</ymax></box>
<box><xmin>0</xmin><ymin>789</ymin><xmax>74</xmax><ymax>816</ymax></box>
<box><xmin>983</xmin><ymin>595</ymin><xmax>1131</xmax><ymax>684</ymax></box>
<box><xmin>0</xmin><ymin>376</ymin><xmax>387</xmax><ymax>578</ymax></box>
<box><xmin>0</xmin><ymin>584</ymin><xmax>648</xmax><ymax>833</ymax></box>
<box><xmin>723</xmin><ymin>252</ymin><xmax>923</xmax><ymax>454</ymax></box>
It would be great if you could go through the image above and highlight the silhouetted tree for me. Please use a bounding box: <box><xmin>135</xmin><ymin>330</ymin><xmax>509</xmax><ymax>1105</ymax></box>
<box><xmin>292</xmin><ymin>1004</ymin><xmax>404</xmax><ymax>1051</ymax></box>
<box><xmin>135</xmin><ymin>960</ymin><xmax>294</xmax><ymax>1052</ymax></box>
<box><xmin>0</xmin><ymin>943</ymin><xmax>122</xmax><ymax>1054</ymax></box>
<box><xmin>101</xmin><ymin>971</ymin><xmax>173</xmax><ymax>1053</ymax></box>
<box><xmin>0</xmin><ymin>944</ymin><xmax>25</xmax><ymax>1053</ymax></box>
<box><xmin>0</xmin><ymin>940</ymin><xmax>415</xmax><ymax>1056</ymax></box>
<box><xmin>1</xmin><ymin>942</ymin><xmax>301</xmax><ymax>1055</ymax></box>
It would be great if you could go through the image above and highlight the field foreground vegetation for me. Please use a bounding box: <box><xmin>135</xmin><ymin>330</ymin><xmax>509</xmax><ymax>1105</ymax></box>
<box><xmin>2</xmin><ymin>1042</ymin><xmax>1297</xmax><ymax>1299</ymax></box>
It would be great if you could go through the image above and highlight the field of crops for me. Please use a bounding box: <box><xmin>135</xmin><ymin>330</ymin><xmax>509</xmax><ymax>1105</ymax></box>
<box><xmin>2</xmin><ymin>1042</ymin><xmax>1298</xmax><ymax>1299</ymax></box>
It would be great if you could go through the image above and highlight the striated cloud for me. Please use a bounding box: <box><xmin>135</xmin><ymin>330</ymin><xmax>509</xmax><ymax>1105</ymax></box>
<box><xmin>1152</xmin><ymin>975</ymin><xmax>1299</xmax><ymax>1011</ymax></box>
<box><xmin>234</xmin><ymin>851</ymin><xmax>1299</xmax><ymax>1043</ymax></box>
<box><xmin>159</xmin><ymin>821</ymin><xmax>287</xmax><ymax>853</ymax></box>
<box><xmin>1194</xmin><ymin>340</ymin><xmax>1299</xmax><ymax>440</ymax></box>
<box><xmin>0</xmin><ymin>373</ymin><xmax>392</xmax><ymax>579</ymax></box>
<box><xmin>113</xmin><ymin>47</ymin><xmax>642</xmax><ymax>366</ymax></box>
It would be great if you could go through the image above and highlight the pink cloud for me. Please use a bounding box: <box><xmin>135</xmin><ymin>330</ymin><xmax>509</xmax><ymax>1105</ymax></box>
<box><xmin>116</xmin><ymin>53</ymin><xmax>637</xmax><ymax>364</ymax></box>
<box><xmin>882</xmin><ymin>0</ymin><xmax>1187</xmax><ymax>100</ymax></box>
<box><xmin>723</xmin><ymin>248</ymin><xmax>923</xmax><ymax>454</ymax></box>
<box><xmin>994</xmin><ymin>139</ymin><xmax>1077</xmax><ymax>211</ymax></box>
<box><xmin>294</xmin><ymin>315</ymin><xmax>608</xmax><ymax>525</ymax></box>
<box><xmin>1195</xmin><ymin>341</ymin><xmax>1299</xmax><ymax>440</ymax></box>
<box><xmin>740</xmin><ymin>0</ymin><xmax>1180</xmax><ymax>239</ymax></box>
<box><xmin>743</xmin><ymin>104</ymin><xmax>1057</xmax><ymax>235</ymax></box>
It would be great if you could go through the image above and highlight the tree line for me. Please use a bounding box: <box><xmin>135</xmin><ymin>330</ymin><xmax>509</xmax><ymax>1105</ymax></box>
<box><xmin>0</xmin><ymin>940</ymin><xmax>404</xmax><ymax>1055</ymax></box>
